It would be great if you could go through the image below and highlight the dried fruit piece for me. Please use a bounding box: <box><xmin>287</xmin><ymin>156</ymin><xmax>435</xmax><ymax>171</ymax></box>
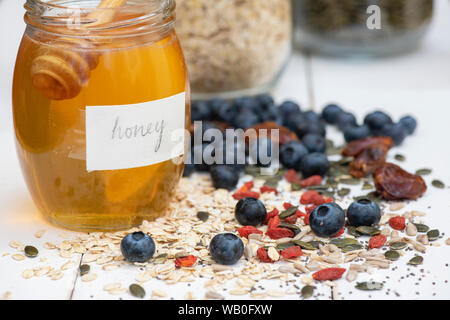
<box><xmin>349</xmin><ymin>145</ymin><xmax>389</xmax><ymax>178</ymax></box>
<box><xmin>175</xmin><ymin>255</ymin><xmax>197</xmax><ymax>268</ymax></box>
<box><xmin>389</xmin><ymin>216</ymin><xmax>406</xmax><ymax>231</ymax></box>
<box><xmin>280</xmin><ymin>246</ymin><xmax>303</xmax><ymax>259</ymax></box>
<box><xmin>266</xmin><ymin>227</ymin><xmax>295</xmax><ymax>240</ymax></box>
<box><xmin>312</xmin><ymin>268</ymin><xmax>346</xmax><ymax>281</ymax></box>
<box><xmin>368</xmin><ymin>234</ymin><xmax>387</xmax><ymax>249</ymax></box>
<box><xmin>300</xmin><ymin>175</ymin><xmax>323</xmax><ymax>187</ymax></box>
<box><xmin>232</xmin><ymin>191</ymin><xmax>260</xmax><ymax>200</ymax></box>
<box><xmin>256</xmin><ymin>248</ymin><xmax>273</xmax><ymax>263</ymax></box>
<box><xmin>264</xmin><ymin>208</ymin><xmax>279</xmax><ymax>224</ymax></box>
<box><xmin>342</xmin><ymin>136</ymin><xmax>393</xmax><ymax>157</ymax></box>
<box><xmin>237</xmin><ymin>226</ymin><xmax>263</xmax><ymax>239</ymax></box>
<box><xmin>267</xmin><ymin>215</ymin><xmax>280</xmax><ymax>230</ymax></box>
<box><xmin>300</xmin><ymin>191</ymin><xmax>326</xmax><ymax>205</ymax></box>
<box><xmin>260</xmin><ymin>185</ymin><xmax>278</xmax><ymax>195</ymax></box>
<box><xmin>285</xmin><ymin>169</ymin><xmax>302</xmax><ymax>184</ymax></box>
<box><xmin>246</xmin><ymin>122</ymin><xmax>298</xmax><ymax>146</ymax></box>
<box><xmin>374</xmin><ymin>163</ymin><xmax>427</xmax><ymax>200</ymax></box>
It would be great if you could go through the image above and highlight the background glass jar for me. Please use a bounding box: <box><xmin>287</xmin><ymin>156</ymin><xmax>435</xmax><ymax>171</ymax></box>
<box><xmin>292</xmin><ymin>0</ymin><xmax>434</xmax><ymax>57</ymax></box>
<box><xmin>12</xmin><ymin>0</ymin><xmax>190</xmax><ymax>231</ymax></box>
<box><xmin>176</xmin><ymin>0</ymin><xmax>292</xmax><ymax>99</ymax></box>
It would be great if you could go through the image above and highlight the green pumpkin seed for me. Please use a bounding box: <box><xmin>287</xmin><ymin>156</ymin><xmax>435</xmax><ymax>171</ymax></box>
<box><xmin>79</xmin><ymin>264</ymin><xmax>90</xmax><ymax>276</ymax></box>
<box><xmin>301</xmin><ymin>285</ymin><xmax>315</xmax><ymax>299</ymax></box>
<box><xmin>244</xmin><ymin>166</ymin><xmax>260</xmax><ymax>176</ymax></box>
<box><xmin>264</xmin><ymin>177</ymin><xmax>281</xmax><ymax>188</ymax></box>
<box><xmin>408</xmin><ymin>255</ymin><xmax>423</xmax><ymax>266</ymax></box>
<box><xmin>337</xmin><ymin>188</ymin><xmax>351</xmax><ymax>197</ymax></box>
<box><xmin>413</xmin><ymin>223</ymin><xmax>429</xmax><ymax>233</ymax></box>
<box><xmin>153</xmin><ymin>253</ymin><xmax>168</xmax><ymax>264</ymax></box>
<box><xmin>356</xmin><ymin>226</ymin><xmax>380</xmax><ymax>236</ymax></box>
<box><xmin>384</xmin><ymin>250</ymin><xmax>400</xmax><ymax>261</ymax></box>
<box><xmin>276</xmin><ymin>243</ymin><xmax>295</xmax><ymax>251</ymax></box>
<box><xmin>308</xmin><ymin>241</ymin><xmax>326</xmax><ymax>249</ymax></box>
<box><xmin>346</xmin><ymin>226</ymin><xmax>361</xmax><ymax>238</ymax></box>
<box><xmin>362</xmin><ymin>182</ymin><xmax>374</xmax><ymax>190</ymax></box>
<box><xmin>415</xmin><ymin>168</ymin><xmax>432</xmax><ymax>176</ymax></box>
<box><xmin>330</xmin><ymin>238</ymin><xmax>360</xmax><ymax>248</ymax></box>
<box><xmin>339</xmin><ymin>178</ymin><xmax>361</xmax><ymax>186</ymax></box>
<box><xmin>291</xmin><ymin>183</ymin><xmax>302</xmax><ymax>191</ymax></box>
<box><xmin>293</xmin><ymin>241</ymin><xmax>317</xmax><ymax>251</ymax></box>
<box><xmin>279</xmin><ymin>206</ymin><xmax>298</xmax><ymax>219</ymax></box>
<box><xmin>278</xmin><ymin>222</ymin><xmax>300</xmax><ymax>235</ymax></box>
<box><xmin>390</xmin><ymin>241</ymin><xmax>407</xmax><ymax>250</ymax></box>
<box><xmin>129</xmin><ymin>283</ymin><xmax>146</xmax><ymax>298</ymax></box>
<box><xmin>342</xmin><ymin>244</ymin><xmax>364</xmax><ymax>253</ymax></box>
<box><xmin>427</xmin><ymin>229</ymin><xmax>439</xmax><ymax>241</ymax></box>
<box><xmin>197</xmin><ymin>211</ymin><xmax>209</xmax><ymax>222</ymax></box>
<box><xmin>394</xmin><ymin>154</ymin><xmax>406</xmax><ymax>162</ymax></box>
<box><xmin>355</xmin><ymin>281</ymin><xmax>383</xmax><ymax>291</ymax></box>
<box><xmin>24</xmin><ymin>245</ymin><xmax>38</xmax><ymax>258</ymax></box>
<box><xmin>338</xmin><ymin>157</ymin><xmax>353</xmax><ymax>166</ymax></box>
<box><xmin>432</xmin><ymin>180</ymin><xmax>445</xmax><ymax>189</ymax></box>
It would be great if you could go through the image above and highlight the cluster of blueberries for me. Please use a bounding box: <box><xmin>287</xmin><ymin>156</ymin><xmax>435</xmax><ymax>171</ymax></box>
<box><xmin>322</xmin><ymin>104</ymin><xmax>417</xmax><ymax>145</ymax></box>
<box><xmin>119</xmin><ymin>196</ymin><xmax>382</xmax><ymax>266</ymax></box>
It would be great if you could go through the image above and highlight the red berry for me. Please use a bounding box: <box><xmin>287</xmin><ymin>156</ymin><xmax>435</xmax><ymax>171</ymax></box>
<box><xmin>369</xmin><ymin>234</ymin><xmax>387</xmax><ymax>249</ymax></box>
<box><xmin>280</xmin><ymin>246</ymin><xmax>303</xmax><ymax>259</ymax></box>
<box><xmin>389</xmin><ymin>216</ymin><xmax>406</xmax><ymax>231</ymax></box>
<box><xmin>300</xmin><ymin>175</ymin><xmax>323</xmax><ymax>187</ymax></box>
<box><xmin>232</xmin><ymin>191</ymin><xmax>260</xmax><ymax>200</ymax></box>
<box><xmin>312</xmin><ymin>268</ymin><xmax>346</xmax><ymax>281</ymax></box>
<box><xmin>175</xmin><ymin>255</ymin><xmax>197</xmax><ymax>268</ymax></box>
<box><xmin>236</xmin><ymin>226</ymin><xmax>263</xmax><ymax>239</ymax></box>
<box><xmin>285</xmin><ymin>169</ymin><xmax>302</xmax><ymax>184</ymax></box>
<box><xmin>266</xmin><ymin>227</ymin><xmax>294</xmax><ymax>240</ymax></box>
<box><xmin>256</xmin><ymin>248</ymin><xmax>273</xmax><ymax>263</ymax></box>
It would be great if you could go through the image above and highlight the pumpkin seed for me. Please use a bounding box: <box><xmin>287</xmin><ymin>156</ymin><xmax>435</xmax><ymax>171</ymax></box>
<box><xmin>306</xmin><ymin>185</ymin><xmax>329</xmax><ymax>191</ymax></box>
<box><xmin>384</xmin><ymin>250</ymin><xmax>400</xmax><ymax>261</ymax></box>
<box><xmin>427</xmin><ymin>229</ymin><xmax>439</xmax><ymax>241</ymax></box>
<box><xmin>24</xmin><ymin>245</ymin><xmax>38</xmax><ymax>258</ymax></box>
<box><xmin>415</xmin><ymin>168</ymin><xmax>432</xmax><ymax>176</ymax></box>
<box><xmin>362</xmin><ymin>182</ymin><xmax>374</xmax><ymax>190</ymax></box>
<box><xmin>355</xmin><ymin>281</ymin><xmax>383</xmax><ymax>291</ymax></box>
<box><xmin>337</xmin><ymin>188</ymin><xmax>351</xmax><ymax>197</ymax></box>
<box><xmin>338</xmin><ymin>157</ymin><xmax>353</xmax><ymax>166</ymax></box>
<box><xmin>245</xmin><ymin>166</ymin><xmax>260</xmax><ymax>176</ymax></box>
<box><xmin>197</xmin><ymin>211</ymin><xmax>209</xmax><ymax>222</ymax></box>
<box><xmin>308</xmin><ymin>241</ymin><xmax>326</xmax><ymax>249</ymax></box>
<box><xmin>321</xmin><ymin>191</ymin><xmax>335</xmax><ymax>198</ymax></box>
<box><xmin>347</xmin><ymin>226</ymin><xmax>361</xmax><ymax>238</ymax></box>
<box><xmin>291</xmin><ymin>183</ymin><xmax>302</xmax><ymax>191</ymax></box>
<box><xmin>413</xmin><ymin>223</ymin><xmax>429</xmax><ymax>233</ymax></box>
<box><xmin>390</xmin><ymin>241</ymin><xmax>408</xmax><ymax>250</ymax></box>
<box><xmin>341</xmin><ymin>244</ymin><xmax>364</xmax><ymax>253</ymax></box>
<box><xmin>356</xmin><ymin>226</ymin><xmax>380</xmax><ymax>236</ymax></box>
<box><xmin>264</xmin><ymin>177</ymin><xmax>281</xmax><ymax>188</ymax></box>
<box><xmin>279</xmin><ymin>207</ymin><xmax>298</xmax><ymax>219</ymax></box>
<box><xmin>394</xmin><ymin>154</ymin><xmax>405</xmax><ymax>162</ymax></box>
<box><xmin>153</xmin><ymin>253</ymin><xmax>168</xmax><ymax>264</ymax></box>
<box><xmin>276</xmin><ymin>243</ymin><xmax>295</xmax><ymax>251</ymax></box>
<box><xmin>293</xmin><ymin>241</ymin><xmax>316</xmax><ymax>251</ymax></box>
<box><xmin>79</xmin><ymin>264</ymin><xmax>90</xmax><ymax>276</ymax></box>
<box><xmin>408</xmin><ymin>255</ymin><xmax>423</xmax><ymax>266</ymax></box>
<box><xmin>339</xmin><ymin>178</ymin><xmax>361</xmax><ymax>186</ymax></box>
<box><xmin>278</xmin><ymin>222</ymin><xmax>300</xmax><ymax>235</ymax></box>
<box><xmin>301</xmin><ymin>285</ymin><xmax>315</xmax><ymax>299</ymax></box>
<box><xmin>329</xmin><ymin>238</ymin><xmax>360</xmax><ymax>248</ymax></box>
<box><xmin>432</xmin><ymin>180</ymin><xmax>445</xmax><ymax>189</ymax></box>
<box><xmin>129</xmin><ymin>283</ymin><xmax>146</xmax><ymax>298</ymax></box>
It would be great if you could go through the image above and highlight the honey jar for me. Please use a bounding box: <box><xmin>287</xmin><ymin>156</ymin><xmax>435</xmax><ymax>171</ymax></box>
<box><xmin>12</xmin><ymin>0</ymin><xmax>190</xmax><ymax>231</ymax></box>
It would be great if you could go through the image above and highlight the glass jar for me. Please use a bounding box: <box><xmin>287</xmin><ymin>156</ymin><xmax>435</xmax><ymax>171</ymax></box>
<box><xmin>12</xmin><ymin>0</ymin><xmax>190</xmax><ymax>231</ymax></box>
<box><xmin>176</xmin><ymin>0</ymin><xmax>292</xmax><ymax>99</ymax></box>
<box><xmin>292</xmin><ymin>0</ymin><xmax>434</xmax><ymax>57</ymax></box>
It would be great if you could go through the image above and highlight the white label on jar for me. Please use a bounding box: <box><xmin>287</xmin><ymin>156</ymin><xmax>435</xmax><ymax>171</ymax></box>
<box><xmin>85</xmin><ymin>92</ymin><xmax>186</xmax><ymax>171</ymax></box>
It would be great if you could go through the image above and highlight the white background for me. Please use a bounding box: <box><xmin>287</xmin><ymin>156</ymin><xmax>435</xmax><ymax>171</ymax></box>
<box><xmin>0</xmin><ymin>0</ymin><xmax>449</xmax><ymax>300</ymax></box>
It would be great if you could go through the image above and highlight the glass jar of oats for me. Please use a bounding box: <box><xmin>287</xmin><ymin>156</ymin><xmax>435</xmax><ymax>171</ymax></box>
<box><xmin>176</xmin><ymin>0</ymin><xmax>292</xmax><ymax>99</ymax></box>
<box><xmin>292</xmin><ymin>0</ymin><xmax>434</xmax><ymax>57</ymax></box>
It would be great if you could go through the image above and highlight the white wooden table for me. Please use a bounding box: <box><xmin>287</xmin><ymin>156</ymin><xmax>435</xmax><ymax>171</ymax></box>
<box><xmin>0</xmin><ymin>1</ymin><xmax>449</xmax><ymax>300</ymax></box>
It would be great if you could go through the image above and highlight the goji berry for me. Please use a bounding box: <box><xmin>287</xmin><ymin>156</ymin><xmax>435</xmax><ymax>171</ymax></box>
<box><xmin>285</xmin><ymin>169</ymin><xmax>302</xmax><ymax>184</ymax></box>
<box><xmin>267</xmin><ymin>215</ymin><xmax>280</xmax><ymax>230</ymax></box>
<box><xmin>283</xmin><ymin>202</ymin><xmax>294</xmax><ymax>209</ymax></box>
<box><xmin>266</xmin><ymin>227</ymin><xmax>294</xmax><ymax>240</ymax></box>
<box><xmin>264</xmin><ymin>208</ymin><xmax>279</xmax><ymax>224</ymax></box>
<box><xmin>232</xmin><ymin>191</ymin><xmax>260</xmax><ymax>200</ymax></box>
<box><xmin>303</xmin><ymin>213</ymin><xmax>310</xmax><ymax>225</ymax></box>
<box><xmin>369</xmin><ymin>234</ymin><xmax>387</xmax><ymax>249</ymax></box>
<box><xmin>389</xmin><ymin>216</ymin><xmax>406</xmax><ymax>231</ymax></box>
<box><xmin>284</xmin><ymin>214</ymin><xmax>298</xmax><ymax>224</ymax></box>
<box><xmin>300</xmin><ymin>175</ymin><xmax>323</xmax><ymax>187</ymax></box>
<box><xmin>331</xmin><ymin>227</ymin><xmax>345</xmax><ymax>238</ymax></box>
<box><xmin>312</xmin><ymin>268</ymin><xmax>346</xmax><ymax>281</ymax></box>
<box><xmin>300</xmin><ymin>191</ymin><xmax>325</xmax><ymax>205</ymax></box>
<box><xmin>297</xmin><ymin>210</ymin><xmax>307</xmax><ymax>218</ymax></box>
<box><xmin>260</xmin><ymin>185</ymin><xmax>278</xmax><ymax>195</ymax></box>
<box><xmin>256</xmin><ymin>247</ymin><xmax>273</xmax><ymax>263</ymax></box>
<box><xmin>237</xmin><ymin>226</ymin><xmax>263</xmax><ymax>239</ymax></box>
<box><xmin>175</xmin><ymin>255</ymin><xmax>197</xmax><ymax>268</ymax></box>
<box><xmin>243</xmin><ymin>181</ymin><xmax>254</xmax><ymax>190</ymax></box>
<box><xmin>280</xmin><ymin>246</ymin><xmax>303</xmax><ymax>259</ymax></box>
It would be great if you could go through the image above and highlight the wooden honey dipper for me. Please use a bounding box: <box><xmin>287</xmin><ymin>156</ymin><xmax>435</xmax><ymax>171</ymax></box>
<box><xmin>30</xmin><ymin>0</ymin><xmax>127</xmax><ymax>100</ymax></box>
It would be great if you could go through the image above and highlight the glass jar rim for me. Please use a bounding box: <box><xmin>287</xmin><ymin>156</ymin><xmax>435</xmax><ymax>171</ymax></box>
<box><xmin>24</xmin><ymin>0</ymin><xmax>176</xmax><ymax>39</ymax></box>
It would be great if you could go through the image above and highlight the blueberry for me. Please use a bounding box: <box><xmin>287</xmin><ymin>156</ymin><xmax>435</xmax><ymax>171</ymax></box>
<box><xmin>321</xmin><ymin>104</ymin><xmax>343</xmax><ymax>124</ymax></box>
<box><xmin>283</xmin><ymin>111</ymin><xmax>306</xmax><ymax>132</ymax></box>
<box><xmin>209</xmin><ymin>233</ymin><xmax>244</xmax><ymax>265</ymax></box>
<box><xmin>120</xmin><ymin>232</ymin><xmax>156</xmax><ymax>263</ymax></box>
<box><xmin>309</xmin><ymin>203</ymin><xmax>346</xmax><ymax>238</ymax></box>
<box><xmin>235</xmin><ymin>197</ymin><xmax>267</xmax><ymax>226</ymax></box>
<box><xmin>260</xmin><ymin>105</ymin><xmax>282</xmax><ymax>124</ymax></box>
<box><xmin>381</xmin><ymin>122</ymin><xmax>408</xmax><ymax>146</ymax></box>
<box><xmin>210</xmin><ymin>165</ymin><xmax>240</xmax><ymax>190</ymax></box>
<box><xmin>217</xmin><ymin>102</ymin><xmax>237</xmax><ymax>123</ymax></box>
<box><xmin>302</xmin><ymin>133</ymin><xmax>326</xmax><ymax>153</ymax></box>
<box><xmin>233</xmin><ymin>109</ymin><xmax>259</xmax><ymax>129</ymax></box>
<box><xmin>191</xmin><ymin>101</ymin><xmax>211</xmax><ymax>122</ymax></box>
<box><xmin>233</xmin><ymin>97</ymin><xmax>261</xmax><ymax>113</ymax></box>
<box><xmin>399</xmin><ymin>115</ymin><xmax>417</xmax><ymax>135</ymax></box>
<box><xmin>209</xmin><ymin>98</ymin><xmax>230</xmax><ymax>121</ymax></box>
<box><xmin>336</xmin><ymin>112</ymin><xmax>357</xmax><ymax>131</ymax></box>
<box><xmin>280</xmin><ymin>141</ymin><xmax>309</xmax><ymax>170</ymax></box>
<box><xmin>364</xmin><ymin>111</ymin><xmax>393</xmax><ymax>132</ymax></box>
<box><xmin>343</xmin><ymin>125</ymin><xmax>371</xmax><ymax>142</ymax></box>
<box><xmin>347</xmin><ymin>198</ymin><xmax>381</xmax><ymax>227</ymax></box>
<box><xmin>299</xmin><ymin>152</ymin><xmax>330</xmax><ymax>177</ymax></box>
<box><xmin>295</xmin><ymin>121</ymin><xmax>326</xmax><ymax>138</ymax></box>
<box><xmin>279</xmin><ymin>101</ymin><xmax>301</xmax><ymax>118</ymax></box>
<box><xmin>302</xmin><ymin>110</ymin><xmax>321</xmax><ymax>123</ymax></box>
<box><xmin>248</xmin><ymin>137</ymin><xmax>274</xmax><ymax>167</ymax></box>
<box><xmin>255</xmin><ymin>94</ymin><xmax>275</xmax><ymax>110</ymax></box>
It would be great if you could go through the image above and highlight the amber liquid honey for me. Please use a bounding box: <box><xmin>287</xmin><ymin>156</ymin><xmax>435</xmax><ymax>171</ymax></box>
<box><xmin>13</xmin><ymin>29</ymin><xmax>190</xmax><ymax>231</ymax></box>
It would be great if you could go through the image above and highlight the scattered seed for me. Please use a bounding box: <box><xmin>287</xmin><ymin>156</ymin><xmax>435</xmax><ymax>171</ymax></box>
<box><xmin>408</xmin><ymin>256</ymin><xmax>424</xmax><ymax>266</ymax></box>
<box><xmin>384</xmin><ymin>250</ymin><xmax>400</xmax><ymax>261</ymax></box>
<box><xmin>22</xmin><ymin>269</ymin><xmax>34</xmax><ymax>279</ymax></box>
<box><xmin>342</xmin><ymin>244</ymin><xmax>364</xmax><ymax>253</ymax></box>
<box><xmin>415</xmin><ymin>168</ymin><xmax>432</xmax><ymax>176</ymax></box>
<box><xmin>427</xmin><ymin>229</ymin><xmax>439</xmax><ymax>241</ymax></box>
<box><xmin>330</xmin><ymin>238</ymin><xmax>359</xmax><ymax>248</ymax></box>
<box><xmin>355</xmin><ymin>281</ymin><xmax>383</xmax><ymax>291</ymax></box>
<box><xmin>301</xmin><ymin>285</ymin><xmax>315</xmax><ymax>298</ymax></box>
<box><xmin>337</xmin><ymin>188</ymin><xmax>351</xmax><ymax>197</ymax></box>
<box><xmin>356</xmin><ymin>226</ymin><xmax>380</xmax><ymax>236</ymax></box>
<box><xmin>24</xmin><ymin>246</ymin><xmax>38</xmax><ymax>258</ymax></box>
<box><xmin>81</xmin><ymin>273</ymin><xmax>97</xmax><ymax>282</ymax></box>
<box><xmin>79</xmin><ymin>264</ymin><xmax>90</xmax><ymax>276</ymax></box>
<box><xmin>279</xmin><ymin>206</ymin><xmax>298</xmax><ymax>219</ymax></box>
<box><xmin>12</xmin><ymin>254</ymin><xmax>25</xmax><ymax>261</ymax></box>
<box><xmin>196</xmin><ymin>211</ymin><xmax>209</xmax><ymax>222</ymax></box>
<box><xmin>390</xmin><ymin>242</ymin><xmax>408</xmax><ymax>250</ymax></box>
<box><xmin>129</xmin><ymin>283</ymin><xmax>146</xmax><ymax>298</ymax></box>
<box><xmin>294</xmin><ymin>241</ymin><xmax>316</xmax><ymax>251</ymax></box>
<box><xmin>340</xmin><ymin>178</ymin><xmax>361</xmax><ymax>186</ymax></box>
<box><xmin>432</xmin><ymin>180</ymin><xmax>445</xmax><ymax>189</ymax></box>
<box><xmin>394</xmin><ymin>154</ymin><xmax>405</xmax><ymax>162</ymax></box>
<box><xmin>413</xmin><ymin>223</ymin><xmax>429</xmax><ymax>233</ymax></box>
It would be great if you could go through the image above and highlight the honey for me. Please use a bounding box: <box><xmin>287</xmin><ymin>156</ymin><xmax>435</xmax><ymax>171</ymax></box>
<box><xmin>12</xmin><ymin>0</ymin><xmax>190</xmax><ymax>231</ymax></box>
